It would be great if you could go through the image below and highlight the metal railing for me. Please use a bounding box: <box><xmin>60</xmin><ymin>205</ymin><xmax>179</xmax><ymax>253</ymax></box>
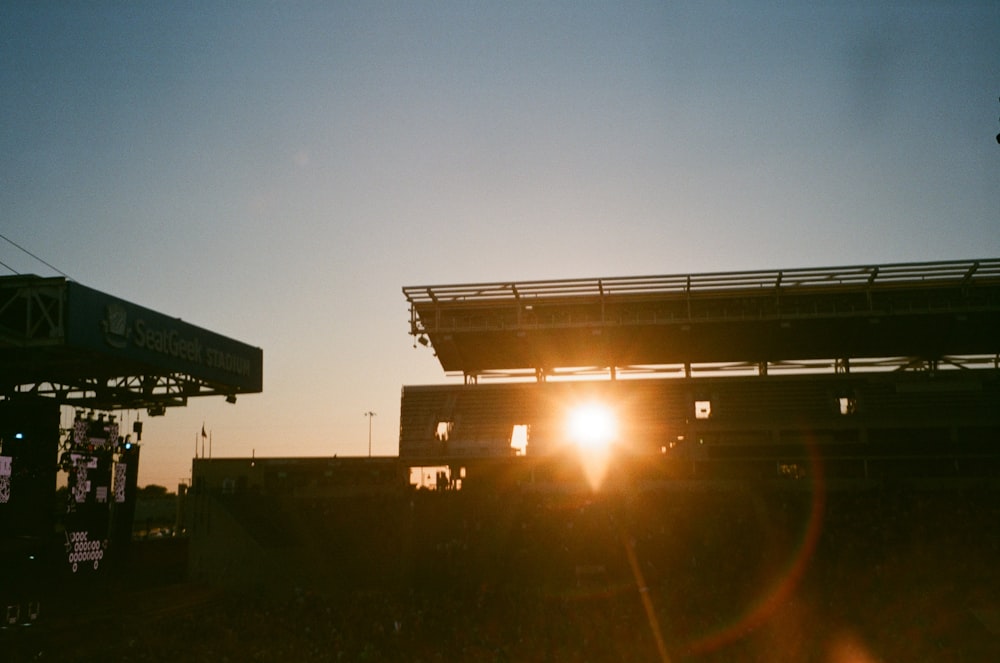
<box><xmin>404</xmin><ymin>258</ymin><xmax>1000</xmax><ymax>306</ymax></box>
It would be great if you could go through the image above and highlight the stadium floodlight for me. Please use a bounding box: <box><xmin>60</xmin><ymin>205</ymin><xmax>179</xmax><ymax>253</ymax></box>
<box><xmin>364</xmin><ymin>411</ymin><xmax>376</xmax><ymax>457</ymax></box>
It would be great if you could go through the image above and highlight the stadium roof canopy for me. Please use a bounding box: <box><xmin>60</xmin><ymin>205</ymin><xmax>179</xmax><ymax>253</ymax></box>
<box><xmin>404</xmin><ymin>258</ymin><xmax>1000</xmax><ymax>380</ymax></box>
<box><xmin>0</xmin><ymin>275</ymin><xmax>263</xmax><ymax>412</ymax></box>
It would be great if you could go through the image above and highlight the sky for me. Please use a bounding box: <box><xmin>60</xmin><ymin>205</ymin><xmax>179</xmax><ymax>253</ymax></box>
<box><xmin>2</xmin><ymin>2</ymin><xmax>998</xmax><ymax>489</ymax></box>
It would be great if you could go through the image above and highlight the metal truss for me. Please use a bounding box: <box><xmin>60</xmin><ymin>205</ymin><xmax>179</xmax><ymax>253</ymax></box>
<box><xmin>1</xmin><ymin>276</ymin><xmax>258</xmax><ymax>413</ymax></box>
<box><xmin>3</xmin><ymin>371</ymin><xmax>244</xmax><ymax>413</ymax></box>
<box><xmin>0</xmin><ymin>275</ymin><xmax>66</xmax><ymax>347</ymax></box>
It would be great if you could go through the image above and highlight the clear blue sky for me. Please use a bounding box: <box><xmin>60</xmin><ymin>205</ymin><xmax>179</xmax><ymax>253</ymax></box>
<box><xmin>3</xmin><ymin>2</ymin><xmax>998</xmax><ymax>488</ymax></box>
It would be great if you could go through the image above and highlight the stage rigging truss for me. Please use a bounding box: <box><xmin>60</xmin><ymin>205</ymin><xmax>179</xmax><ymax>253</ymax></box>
<box><xmin>0</xmin><ymin>275</ymin><xmax>263</xmax><ymax>412</ymax></box>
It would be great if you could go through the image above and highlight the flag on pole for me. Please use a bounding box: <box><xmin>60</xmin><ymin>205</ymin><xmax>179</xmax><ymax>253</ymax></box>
<box><xmin>201</xmin><ymin>424</ymin><xmax>207</xmax><ymax>439</ymax></box>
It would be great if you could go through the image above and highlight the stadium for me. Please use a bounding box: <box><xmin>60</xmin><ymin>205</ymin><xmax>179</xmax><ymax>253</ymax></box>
<box><xmin>3</xmin><ymin>258</ymin><xmax>1000</xmax><ymax>661</ymax></box>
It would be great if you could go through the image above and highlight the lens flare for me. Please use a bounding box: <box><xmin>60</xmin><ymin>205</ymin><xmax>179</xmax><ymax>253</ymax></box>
<box><xmin>566</xmin><ymin>402</ymin><xmax>617</xmax><ymax>449</ymax></box>
<box><xmin>565</xmin><ymin>402</ymin><xmax>618</xmax><ymax>488</ymax></box>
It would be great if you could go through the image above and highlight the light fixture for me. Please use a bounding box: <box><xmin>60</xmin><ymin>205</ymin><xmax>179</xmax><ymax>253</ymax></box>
<box><xmin>418</xmin><ymin>335</ymin><xmax>429</xmax><ymax>347</ymax></box>
<box><xmin>226</xmin><ymin>394</ymin><xmax>237</xmax><ymax>404</ymax></box>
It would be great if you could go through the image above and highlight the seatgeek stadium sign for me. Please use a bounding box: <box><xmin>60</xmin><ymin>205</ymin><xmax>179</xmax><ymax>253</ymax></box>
<box><xmin>66</xmin><ymin>283</ymin><xmax>262</xmax><ymax>393</ymax></box>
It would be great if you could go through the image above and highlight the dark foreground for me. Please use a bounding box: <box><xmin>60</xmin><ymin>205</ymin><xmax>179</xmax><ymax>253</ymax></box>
<box><xmin>4</xmin><ymin>484</ymin><xmax>999</xmax><ymax>662</ymax></box>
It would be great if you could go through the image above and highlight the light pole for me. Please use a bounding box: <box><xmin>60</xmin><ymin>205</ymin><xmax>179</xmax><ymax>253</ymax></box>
<box><xmin>364</xmin><ymin>411</ymin><xmax>376</xmax><ymax>457</ymax></box>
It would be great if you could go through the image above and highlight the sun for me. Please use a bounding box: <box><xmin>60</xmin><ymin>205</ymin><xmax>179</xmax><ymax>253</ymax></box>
<box><xmin>566</xmin><ymin>402</ymin><xmax>618</xmax><ymax>451</ymax></box>
<box><xmin>565</xmin><ymin>401</ymin><xmax>618</xmax><ymax>488</ymax></box>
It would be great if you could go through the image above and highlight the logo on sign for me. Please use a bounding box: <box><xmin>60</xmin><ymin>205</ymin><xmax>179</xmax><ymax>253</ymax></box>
<box><xmin>102</xmin><ymin>303</ymin><xmax>129</xmax><ymax>348</ymax></box>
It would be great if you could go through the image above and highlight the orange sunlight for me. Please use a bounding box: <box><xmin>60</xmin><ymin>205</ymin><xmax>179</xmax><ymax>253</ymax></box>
<box><xmin>565</xmin><ymin>401</ymin><xmax>618</xmax><ymax>489</ymax></box>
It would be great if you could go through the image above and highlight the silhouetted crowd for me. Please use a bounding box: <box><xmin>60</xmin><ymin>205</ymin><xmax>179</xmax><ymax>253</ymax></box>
<box><xmin>6</xmin><ymin>483</ymin><xmax>999</xmax><ymax>662</ymax></box>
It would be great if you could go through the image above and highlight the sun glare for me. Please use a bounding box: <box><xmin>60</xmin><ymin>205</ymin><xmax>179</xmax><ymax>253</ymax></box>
<box><xmin>567</xmin><ymin>403</ymin><xmax>618</xmax><ymax>451</ymax></box>
<box><xmin>565</xmin><ymin>402</ymin><xmax>618</xmax><ymax>489</ymax></box>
